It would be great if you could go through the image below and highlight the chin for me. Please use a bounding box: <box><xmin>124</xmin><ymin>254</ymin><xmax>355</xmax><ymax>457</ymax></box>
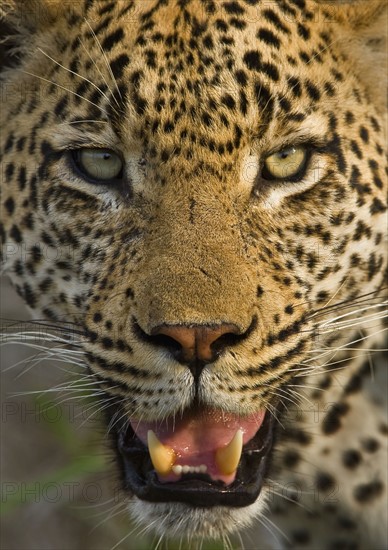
<box><xmin>129</xmin><ymin>494</ymin><xmax>269</xmax><ymax>540</ymax></box>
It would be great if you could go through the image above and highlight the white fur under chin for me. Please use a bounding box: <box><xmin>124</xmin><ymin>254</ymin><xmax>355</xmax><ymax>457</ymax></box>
<box><xmin>129</xmin><ymin>488</ymin><xmax>269</xmax><ymax>540</ymax></box>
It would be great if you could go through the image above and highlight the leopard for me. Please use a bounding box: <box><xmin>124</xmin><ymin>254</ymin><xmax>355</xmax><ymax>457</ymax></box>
<box><xmin>0</xmin><ymin>0</ymin><xmax>387</xmax><ymax>548</ymax></box>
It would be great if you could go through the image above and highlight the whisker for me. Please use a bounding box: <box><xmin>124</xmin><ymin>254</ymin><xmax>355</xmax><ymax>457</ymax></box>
<box><xmin>19</xmin><ymin>69</ymin><xmax>109</xmax><ymax>115</ymax></box>
<box><xmin>37</xmin><ymin>47</ymin><xmax>113</xmax><ymax>106</ymax></box>
<box><xmin>78</xmin><ymin>36</ymin><xmax>121</xmax><ymax>109</ymax></box>
<box><xmin>83</xmin><ymin>18</ymin><xmax>123</xmax><ymax>103</ymax></box>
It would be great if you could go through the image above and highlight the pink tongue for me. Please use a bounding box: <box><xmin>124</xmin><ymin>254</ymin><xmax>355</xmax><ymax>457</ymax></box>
<box><xmin>131</xmin><ymin>408</ymin><xmax>265</xmax><ymax>484</ymax></box>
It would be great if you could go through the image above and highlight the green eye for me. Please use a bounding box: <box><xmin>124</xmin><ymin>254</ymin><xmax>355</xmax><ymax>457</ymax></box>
<box><xmin>73</xmin><ymin>149</ymin><xmax>123</xmax><ymax>182</ymax></box>
<box><xmin>262</xmin><ymin>146</ymin><xmax>308</xmax><ymax>181</ymax></box>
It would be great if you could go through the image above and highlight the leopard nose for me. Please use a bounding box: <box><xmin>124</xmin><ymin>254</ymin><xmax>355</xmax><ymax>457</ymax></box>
<box><xmin>153</xmin><ymin>324</ymin><xmax>241</xmax><ymax>366</ymax></box>
<box><xmin>133</xmin><ymin>317</ymin><xmax>257</xmax><ymax>381</ymax></box>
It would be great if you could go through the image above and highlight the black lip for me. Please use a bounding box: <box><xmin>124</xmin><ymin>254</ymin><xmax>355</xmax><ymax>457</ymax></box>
<box><xmin>117</xmin><ymin>411</ymin><xmax>275</xmax><ymax>507</ymax></box>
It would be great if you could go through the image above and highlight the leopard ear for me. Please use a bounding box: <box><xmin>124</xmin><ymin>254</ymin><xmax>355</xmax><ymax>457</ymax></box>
<box><xmin>319</xmin><ymin>0</ymin><xmax>387</xmax><ymax>114</ymax></box>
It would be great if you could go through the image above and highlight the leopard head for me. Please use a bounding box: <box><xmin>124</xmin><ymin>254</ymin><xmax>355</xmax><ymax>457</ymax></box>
<box><xmin>1</xmin><ymin>0</ymin><xmax>387</xmax><ymax>541</ymax></box>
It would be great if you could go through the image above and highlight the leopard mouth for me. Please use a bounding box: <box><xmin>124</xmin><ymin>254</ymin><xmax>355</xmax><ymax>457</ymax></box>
<box><xmin>116</xmin><ymin>407</ymin><xmax>275</xmax><ymax>507</ymax></box>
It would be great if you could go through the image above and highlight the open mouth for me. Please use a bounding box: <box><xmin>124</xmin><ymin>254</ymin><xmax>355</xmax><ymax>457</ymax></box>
<box><xmin>117</xmin><ymin>406</ymin><xmax>275</xmax><ymax>507</ymax></box>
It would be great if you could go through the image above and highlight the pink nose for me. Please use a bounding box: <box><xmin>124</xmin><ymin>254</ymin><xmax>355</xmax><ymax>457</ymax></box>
<box><xmin>152</xmin><ymin>324</ymin><xmax>241</xmax><ymax>364</ymax></box>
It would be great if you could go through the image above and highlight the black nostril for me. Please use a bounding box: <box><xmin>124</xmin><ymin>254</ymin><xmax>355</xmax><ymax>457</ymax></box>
<box><xmin>211</xmin><ymin>331</ymin><xmax>246</xmax><ymax>355</ymax></box>
<box><xmin>133</xmin><ymin>320</ymin><xmax>192</xmax><ymax>363</ymax></box>
<box><xmin>132</xmin><ymin>315</ymin><xmax>258</xmax><ymax>372</ymax></box>
<box><xmin>148</xmin><ymin>333</ymin><xmax>183</xmax><ymax>356</ymax></box>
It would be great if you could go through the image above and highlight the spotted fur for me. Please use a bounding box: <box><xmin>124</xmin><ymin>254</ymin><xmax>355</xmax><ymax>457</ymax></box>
<box><xmin>0</xmin><ymin>0</ymin><xmax>387</xmax><ymax>548</ymax></box>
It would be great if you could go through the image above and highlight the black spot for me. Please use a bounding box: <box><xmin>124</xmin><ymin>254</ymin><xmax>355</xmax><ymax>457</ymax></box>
<box><xmin>370</xmin><ymin>116</ymin><xmax>381</xmax><ymax>132</ymax></box>
<box><xmin>345</xmin><ymin>111</ymin><xmax>355</xmax><ymax>125</ymax></box>
<box><xmin>102</xmin><ymin>28</ymin><xmax>124</xmax><ymax>51</ymax></box>
<box><xmin>4</xmin><ymin>132</ymin><xmax>15</xmax><ymax>153</ymax></box>
<box><xmin>93</xmin><ymin>313</ymin><xmax>103</xmax><ymax>323</ymax></box>
<box><xmin>223</xmin><ymin>1</ymin><xmax>245</xmax><ymax>15</ymax></box>
<box><xmin>342</xmin><ymin>449</ymin><xmax>362</xmax><ymax>469</ymax></box>
<box><xmin>283</xmin><ymin>449</ymin><xmax>300</xmax><ymax>468</ymax></box>
<box><xmin>287</xmin><ymin>76</ymin><xmax>302</xmax><ymax>97</ymax></box>
<box><xmin>54</xmin><ymin>96</ymin><xmax>68</xmax><ymax>117</ymax></box>
<box><xmin>221</xmin><ymin>94</ymin><xmax>236</xmax><ymax>110</ymax></box>
<box><xmin>110</xmin><ymin>53</ymin><xmax>130</xmax><ymax>79</ymax></box>
<box><xmin>305</xmin><ymin>80</ymin><xmax>320</xmax><ymax>101</ymax></box>
<box><xmin>319</xmin><ymin>376</ymin><xmax>331</xmax><ymax>390</ymax></box>
<box><xmin>239</xmin><ymin>90</ymin><xmax>248</xmax><ymax>115</ymax></box>
<box><xmin>243</xmin><ymin>50</ymin><xmax>261</xmax><ymax>71</ymax></box>
<box><xmin>38</xmin><ymin>278</ymin><xmax>52</xmax><ymax>292</ymax></box>
<box><xmin>359</xmin><ymin>126</ymin><xmax>369</xmax><ymax>144</ymax></box>
<box><xmin>22</xmin><ymin>283</ymin><xmax>37</xmax><ymax>308</ymax></box>
<box><xmin>324</xmin><ymin>82</ymin><xmax>335</xmax><ymax>97</ymax></box>
<box><xmin>261</xmin><ymin>62</ymin><xmax>279</xmax><ymax>81</ymax></box>
<box><xmin>350</xmin><ymin>140</ymin><xmax>362</xmax><ymax>159</ymax></box>
<box><xmin>235</xmin><ymin>69</ymin><xmax>247</xmax><ymax>86</ymax></box>
<box><xmin>322</xmin><ymin>402</ymin><xmax>349</xmax><ymax>435</ymax></box>
<box><xmin>18</xmin><ymin>166</ymin><xmax>27</xmax><ymax>190</ymax></box>
<box><xmin>101</xmin><ymin>337</ymin><xmax>114</xmax><ymax>350</ymax></box>
<box><xmin>16</xmin><ymin>137</ymin><xmax>26</xmax><ymax>152</ymax></box>
<box><xmin>215</xmin><ymin>19</ymin><xmax>228</xmax><ymax>32</ymax></box>
<box><xmin>10</xmin><ymin>224</ymin><xmax>22</xmax><ymax>243</ymax></box>
<box><xmin>297</xmin><ymin>23</ymin><xmax>310</xmax><ymax>40</ymax></box>
<box><xmin>254</xmin><ymin>84</ymin><xmax>274</xmax><ymax>121</ymax></box>
<box><xmin>278</xmin><ymin>95</ymin><xmax>291</xmax><ymax>112</ymax></box>
<box><xmin>316</xmin><ymin>472</ymin><xmax>335</xmax><ymax>491</ymax></box>
<box><xmin>5</xmin><ymin>163</ymin><xmax>15</xmax><ymax>182</ymax></box>
<box><xmin>4</xmin><ymin>197</ymin><xmax>15</xmax><ymax>215</ymax></box>
<box><xmin>98</xmin><ymin>1</ymin><xmax>115</xmax><ymax>16</ymax></box>
<box><xmin>379</xmin><ymin>423</ymin><xmax>388</xmax><ymax>436</ymax></box>
<box><xmin>126</xmin><ymin>287</ymin><xmax>135</xmax><ymax>299</ymax></box>
<box><xmin>285</xmin><ymin>428</ymin><xmax>311</xmax><ymax>446</ymax></box>
<box><xmin>229</xmin><ymin>17</ymin><xmax>246</xmax><ymax>30</ymax></box>
<box><xmin>353</xmin><ymin>480</ymin><xmax>384</xmax><ymax>503</ymax></box>
<box><xmin>262</xmin><ymin>9</ymin><xmax>290</xmax><ymax>35</ymax></box>
<box><xmin>370</xmin><ymin>197</ymin><xmax>387</xmax><ymax>215</ymax></box>
<box><xmin>257</xmin><ymin>28</ymin><xmax>280</xmax><ymax>49</ymax></box>
<box><xmin>316</xmin><ymin>290</ymin><xmax>328</xmax><ymax>303</ymax></box>
<box><xmin>344</xmin><ymin>373</ymin><xmax>363</xmax><ymax>395</ymax></box>
<box><xmin>361</xmin><ymin>438</ymin><xmax>380</xmax><ymax>453</ymax></box>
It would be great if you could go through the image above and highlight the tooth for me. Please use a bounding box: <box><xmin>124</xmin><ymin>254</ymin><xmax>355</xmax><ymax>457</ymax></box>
<box><xmin>172</xmin><ymin>465</ymin><xmax>182</xmax><ymax>475</ymax></box>
<box><xmin>215</xmin><ymin>429</ymin><xmax>243</xmax><ymax>475</ymax></box>
<box><xmin>147</xmin><ymin>430</ymin><xmax>176</xmax><ymax>475</ymax></box>
<box><xmin>199</xmin><ymin>465</ymin><xmax>207</xmax><ymax>473</ymax></box>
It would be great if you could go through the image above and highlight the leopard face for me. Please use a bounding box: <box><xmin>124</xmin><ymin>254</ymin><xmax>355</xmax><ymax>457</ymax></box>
<box><xmin>1</xmin><ymin>0</ymin><xmax>387</xmax><ymax>546</ymax></box>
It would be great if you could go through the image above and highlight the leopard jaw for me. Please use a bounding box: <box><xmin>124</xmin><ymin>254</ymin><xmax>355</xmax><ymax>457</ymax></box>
<box><xmin>129</xmin><ymin>491</ymin><xmax>270</xmax><ymax>540</ymax></box>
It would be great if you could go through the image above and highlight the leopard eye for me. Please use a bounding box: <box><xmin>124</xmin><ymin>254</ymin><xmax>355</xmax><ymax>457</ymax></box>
<box><xmin>73</xmin><ymin>148</ymin><xmax>123</xmax><ymax>182</ymax></box>
<box><xmin>262</xmin><ymin>146</ymin><xmax>308</xmax><ymax>181</ymax></box>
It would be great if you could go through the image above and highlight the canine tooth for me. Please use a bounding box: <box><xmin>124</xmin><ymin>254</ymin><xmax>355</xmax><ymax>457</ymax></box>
<box><xmin>147</xmin><ymin>430</ymin><xmax>176</xmax><ymax>475</ymax></box>
<box><xmin>215</xmin><ymin>429</ymin><xmax>243</xmax><ymax>475</ymax></box>
<box><xmin>172</xmin><ymin>465</ymin><xmax>183</xmax><ymax>475</ymax></box>
<box><xmin>199</xmin><ymin>465</ymin><xmax>207</xmax><ymax>473</ymax></box>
